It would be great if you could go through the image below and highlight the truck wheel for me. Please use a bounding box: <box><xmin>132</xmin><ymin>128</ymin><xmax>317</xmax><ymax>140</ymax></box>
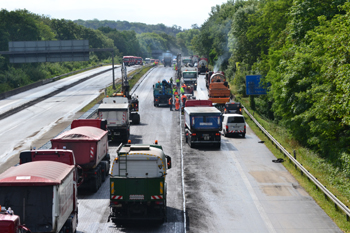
<box><xmin>242</xmin><ymin>133</ymin><xmax>246</xmax><ymax>138</ymax></box>
<box><xmin>223</xmin><ymin>130</ymin><xmax>227</xmax><ymax>137</ymax></box>
<box><xmin>188</xmin><ymin>137</ymin><xmax>193</xmax><ymax>148</ymax></box>
<box><xmin>133</xmin><ymin>114</ymin><xmax>140</xmax><ymax>125</ymax></box>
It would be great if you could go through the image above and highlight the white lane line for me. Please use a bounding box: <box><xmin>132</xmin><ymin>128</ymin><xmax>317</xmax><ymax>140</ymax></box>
<box><xmin>179</xmin><ymin>85</ymin><xmax>186</xmax><ymax>233</ymax></box>
<box><xmin>229</xmin><ymin>144</ymin><xmax>277</xmax><ymax>233</ymax></box>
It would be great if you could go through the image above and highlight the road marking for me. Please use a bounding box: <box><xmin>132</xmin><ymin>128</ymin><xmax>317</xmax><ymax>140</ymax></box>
<box><xmin>179</xmin><ymin>84</ymin><xmax>187</xmax><ymax>233</ymax></box>
<box><xmin>228</xmin><ymin>143</ymin><xmax>277</xmax><ymax>233</ymax></box>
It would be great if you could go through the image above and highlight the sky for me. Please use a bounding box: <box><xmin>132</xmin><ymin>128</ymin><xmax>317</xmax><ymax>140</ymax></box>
<box><xmin>0</xmin><ymin>0</ymin><xmax>227</xmax><ymax>30</ymax></box>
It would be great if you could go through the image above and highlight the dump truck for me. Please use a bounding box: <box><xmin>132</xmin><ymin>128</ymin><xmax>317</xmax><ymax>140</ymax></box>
<box><xmin>198</xmin><ymin>58</ymin><xmax>209</xmax><ymax>74</ymax></box>
<box><xmin>182</xmin><ymin>69</ymin><xmax>198</xmax><ymax>91</ymax></box>
<box><xmin>208</xmin><ymin>72</ymin><xmax>231</xmax><ymax>104</ymax></box>
<box><xmin>0</xmin><ymin>207</ymin><xmax>31</xmax><ymax>233</ymax></box>
<box><xmin>51</xmin><ymin>119</ymin><xmax>110</xmax><ymax>192</ymax></box>
<box><xmin>109</xmin><ymin>142</ymin><xmax>172</xmax><ymax>222</ymax></box>
<box><xmin>0</xmin><ymin>161</ymin><xmax>78</xmax><ymax>233</ymax></box>
<box><xmin>163</xmin><ymin>51</ymin><xmax>172</xmax><ymax>67</ymax></box>
<box><xmin>111</xmin><ymin>64</ymin><xmax>140</xmax><ymax>124</ymax></box>
<box><xmin>184</xmin><ymin>106</ymin><xmax>222</xmax><ymax>148</ymax></box>
<box><xmin>153</xmin><ymin>80</ymin><xmax>172</xmax><ymax>107</ymax></box>
<box><xmin>98</xmin><ymin>98</ymin><xmax>130</xmax><ymax>143</ymax></box>
<box><xmin>19</xmin><ymin>149</ymin><xmax>84</xmax><ymax>187</ymax></box>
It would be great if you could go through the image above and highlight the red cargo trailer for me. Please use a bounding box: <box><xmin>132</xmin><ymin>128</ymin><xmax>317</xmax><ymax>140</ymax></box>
<box><xmin>0</xmin><ymin>161</ymin><xmax>77</xmax><ymax>233</ymax></box>
<box><xmin>51</xmin><ymin>125</ymin><xmax>110</xmax><ymax>192</ymax></box>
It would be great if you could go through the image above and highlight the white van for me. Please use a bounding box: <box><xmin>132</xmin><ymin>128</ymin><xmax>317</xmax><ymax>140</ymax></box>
<box><xmin>222</xmin><ymin>114</ymin><xmax>246</xmax><ymax>138</ymax></box>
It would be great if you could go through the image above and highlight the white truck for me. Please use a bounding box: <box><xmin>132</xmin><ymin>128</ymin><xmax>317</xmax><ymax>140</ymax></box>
<box><xmin>98</xmin><ymin>97</ymin><xmax>130</xmax><ymax>143</ymax></box>
<box><xmin>181</xmin><ymin>67</ymin><xmax>199</xmax><ymax>91</ymax></box>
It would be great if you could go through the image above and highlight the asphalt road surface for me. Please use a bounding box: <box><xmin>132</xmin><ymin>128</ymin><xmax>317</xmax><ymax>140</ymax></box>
<box><xmin>0</xmin><ymin>65</ymin><xmax>138</xmax><ymax>169</ymax></box>
<box><xmin>76</xmin><ymin>66</ymin><xmax>184</xmax><ymax>232</ymax></box>
<box><xmin>183</xmin><ymin>74</ymin><xmax>342</xmax><ymax>233</ymax></box>
<box><xmin>0</xmin><ymin>65</ymin><xmax>342</xmax><ymax>233</ymax></box>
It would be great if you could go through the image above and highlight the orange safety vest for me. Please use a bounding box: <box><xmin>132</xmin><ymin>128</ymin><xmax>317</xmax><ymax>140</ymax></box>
<box><xmin>175</xmin><ymin>98</ymin><xmax>180</xmax><ymax>110</ymax></box>
<box><xmin>168</xmin><ymin>97</ymin><xmax>172</xmax><ymax>105</ymax></box>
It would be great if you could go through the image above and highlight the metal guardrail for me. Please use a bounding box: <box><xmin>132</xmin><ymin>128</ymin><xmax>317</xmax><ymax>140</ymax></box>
<box><xmin>243</xmin><ymin>106</ymin><xmax>350</xmax><ymax>221</ymax></box>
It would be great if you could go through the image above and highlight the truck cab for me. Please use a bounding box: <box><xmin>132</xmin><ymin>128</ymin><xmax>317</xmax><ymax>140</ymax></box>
<box><xmin>0</xmin><ymin>207</ymin><xmax>31</xmax><ymax>233</ymax></box>
<box><xmin>182</xmin><ymin>70</ymin><xmax>198</xmax><ymax>90</ymax></box>
<box><xmin>224</xmin><ymin>102</ymin><xmax>243</xmax><ymax>115</ymax></box>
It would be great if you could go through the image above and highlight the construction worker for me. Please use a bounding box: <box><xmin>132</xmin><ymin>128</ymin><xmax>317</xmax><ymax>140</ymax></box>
<box><xmin>169</xmin><ymin>96</ymin><xmax>173</xmax><ymax>111</ymax></box>
<box><xmin>175</xmin><ymin>95</ymin><xmax>180</xmax><ymax>111</ymax></box>
<box><xmin>176</xmin><ymin>78</ymin><xmax>180</xmax><ymax>88</ymax></box>
<box><xmin>181</xmin><ymin>94</ymin><xmax>187</xmax><ymax>106</ymax></box>
<box><xmin>173</xmin><ymin>86</ymin><xmax>177</xmax><ymax>95</ymax></box>
<box><xmin>170</xmin><ymin>77</ymin><xmax>173</xmax><ymax>84</ymax></box>
<box><xmin>180</xmin><ymin>86</ymin><xmax>185</xmax><ymax>95</ymax></box>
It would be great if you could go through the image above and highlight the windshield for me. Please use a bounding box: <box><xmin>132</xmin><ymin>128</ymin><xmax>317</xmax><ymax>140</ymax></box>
<box><xmin>183</xmin><ymin>72</ymin><xmax>197</xmax><ymax>79</ymax></box>
<box><xmin>227</xmin><ymin>117</ymin><xmax>245</xmax><ymax>123</ymax></box>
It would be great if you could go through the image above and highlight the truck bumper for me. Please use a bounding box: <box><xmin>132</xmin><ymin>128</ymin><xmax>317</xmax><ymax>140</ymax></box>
<box><xmin>109</xmin><ymin>202</ymin><xmax>166</xmax><ymax>222</ymax></box>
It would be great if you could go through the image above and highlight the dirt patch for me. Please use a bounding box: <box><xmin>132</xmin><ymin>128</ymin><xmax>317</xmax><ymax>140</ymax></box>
<box><xmin>249</xmin><ymin>171</ymin><xmax>296</xmax><ymax>183</ymax></box>
<box><xmin>260</xmin><ymin>185</ymin><xmax>292</xmax><ymax>196</ymax></box>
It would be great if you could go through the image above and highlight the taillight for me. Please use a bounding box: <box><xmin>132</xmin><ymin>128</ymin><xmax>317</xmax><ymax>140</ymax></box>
<box><xmin>155</xmin><ymin>201</ymin><xmax>164</xmax><ymax>205</ymax></box>
<box><xmin>226</xmin><ymin>125</ymin><xmax>228</xmax><ymax>130</ymax></box>
<box><xmin>192</xmin><ymin>133</ymin><xmax>196</xmax><ymax>136</ymax></box>
<box><xmin>244</xmin><ymin>125</ymin><xmax>246</xmax><ymax>129</ymax></box>
<box><xmin>215</xmin><ymin>133</ymin><xmax>220</xmax><ymax>136</ymax></box>
<box><xmin>111</xmin><ymin>201</ymin><xmax>119</xmax><ymax>205</ymax></box>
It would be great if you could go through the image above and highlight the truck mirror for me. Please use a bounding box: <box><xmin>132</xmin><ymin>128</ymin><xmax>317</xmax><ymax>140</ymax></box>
<box><xmin>166</xmin><ymin>155</ymin><xmax>172</xmax><ymax>169</ymax></box>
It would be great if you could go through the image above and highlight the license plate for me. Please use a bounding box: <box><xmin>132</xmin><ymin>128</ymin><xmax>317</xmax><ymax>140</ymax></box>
<box><xmin>130</xmin><ymin>195</ymin><xmax>144</xmax><ymax>200</ymax></box>
<box><xmin>203</xmin><ymin>134</ymin><xmax>209</xmax><ymax>140</ymax></box>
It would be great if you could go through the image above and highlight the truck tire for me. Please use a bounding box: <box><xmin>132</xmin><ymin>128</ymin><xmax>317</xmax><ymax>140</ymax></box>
<box><xmin>132</xmin><ymin>114</ymin><xmax>140</xmax><ymax>125</ymax></box>
<box><xmin>91</xmin><ymin>167</ymin><xmax>102</xmax><ymax>193</ymax></box>
<box><xmin>242</xmin><ymin>133</ymin><xmax>246</xmax><ymax>138</ymax></box>
<box><xmin>101</xmin><ymin>161</ymin><xmax>109</xmax><ymax>182</ymax></box>
<box><xmin>188</xmin><ymin>137</ymin><xmax>194</xmax><ymax>148</ymax></box>
<box><xmin>60</xmin><ymin>218</ymin><xmax>74</xmax><ymax>233</ymax></box>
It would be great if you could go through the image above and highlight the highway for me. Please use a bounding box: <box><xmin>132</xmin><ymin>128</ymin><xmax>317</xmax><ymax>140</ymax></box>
<box><xmin>0</xmin><ymin>65</ymin><xmax>342</xmax><ymax>232</ymax></box>
<box><xmin>77</xmin><ymin>66</ymin><xmax>184</xmax><ymax>232</ymax></box>
<box><xmin>0</xmin><ymin>65</ymin><xmax>138</xmax><ymax>171</ymax></box>
<box><xmin>184</xmin><ymin>74</ymin><xmax>341</xmax><ymax>233</ymax></box>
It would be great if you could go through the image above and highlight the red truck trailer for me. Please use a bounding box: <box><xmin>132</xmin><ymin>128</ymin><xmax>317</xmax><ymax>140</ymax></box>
<box><xmin>19</xmin><ymin>149</ymin><xmax>85</xmax><ymax>187</ymax></box>
<box><xmin>0</xmin><ymin>161</ymin><xmax>77</xmax><ymax>233</ymax></box>
<box><xmin>51</xmin><ymin>120</ymin><xmax>110</xmax><ymax>192</ymax></box>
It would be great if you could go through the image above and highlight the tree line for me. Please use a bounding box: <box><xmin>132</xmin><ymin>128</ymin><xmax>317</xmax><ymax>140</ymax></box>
<box><xmin>0</xmin><ymin>9</ymin><xmax>197</xmax><ymax>93</ymax></box>
<box><xmin>191</xmin><ymin>0</ymin><xmax>350</xmax><ymax>177</ymax></box>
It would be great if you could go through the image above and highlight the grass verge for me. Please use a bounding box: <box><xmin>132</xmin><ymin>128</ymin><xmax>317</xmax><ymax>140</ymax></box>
<box><xmin>80</xmin><ymin>65</ymin><xmax>153</xmax><ymax>112</ymax></box>
<box><xmin>237</xmin><ymin>96</ymin><xmax>350</xmax><ymax>232</ymax></box>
